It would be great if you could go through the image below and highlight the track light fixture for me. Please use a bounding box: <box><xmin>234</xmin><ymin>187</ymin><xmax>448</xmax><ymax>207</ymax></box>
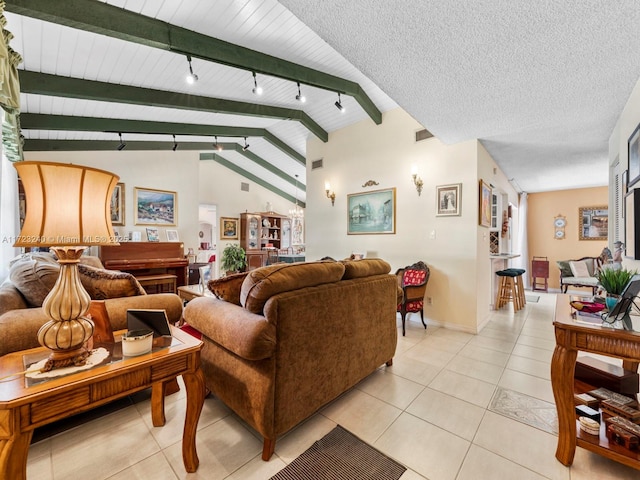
<box><xmin>185</xmin><ymin>55</ymin><xmax>198</xmax><ymax>84</ymax></box>
<box><xmin>214</xmin><ymin>136</ymin><xmax>223</xmax><ymax>151</ymax></box>
<box><xmin>117</xmin><ymin>132</ymin><xmax>126</xmax><ymax>151</ymax></box>
<box><xmin>252</xmin><ymin>71</ymin><xmax>263</xmax><ymax>95</ymax></box>
<box><xmin>172</xmin><ymin>134</ymin><xmax>178</xmax><ymax>151</ymax></box>
<box><xmin>296</xmin><ymin>82</ymin><xmax>306</xmax><ymax>103</ymax></box>
<box><xmin>242</xmin><ymin>137</ymin><xmax>250</xmax><ymax>151</ymax></box>
<box><xmin>334</xmin><ymin>93</ymin><xmax>345</xmax><ymax>113</ymax></box>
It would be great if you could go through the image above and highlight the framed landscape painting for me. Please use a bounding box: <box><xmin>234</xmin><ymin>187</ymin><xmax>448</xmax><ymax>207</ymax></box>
<box><xmin>347</xmin><ymin>187</ymin><xmax>396</xmax><ymax>235</ymax></box>
<box><xmin>134</xmin><ymin>187</ymin><xmax>177</xmax><ymax>226</ymax></box>
<box><xmin>579</xmin><ymin>206</ymin><xmax>608</xmax><ymax>241</ymax></box>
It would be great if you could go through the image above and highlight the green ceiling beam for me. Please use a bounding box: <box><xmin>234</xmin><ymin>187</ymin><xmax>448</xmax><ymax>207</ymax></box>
<box><xmin>7</xmin><ymin>0</ymin><xmax>382</xmax><ymax>125</ymax></box>
<box><xmin>19</xmin><ymin>70</ymin><xmax>328</xmax><ymax>142</ymax></box>
<box><xmin>20</xmin><ymin>113</ymin><xmax>305</xmax><ymax>165</ymax></box>
<box><xmin>21</xmin><ymin>139</ymin><xmax>306</xmax><ymax>192</ymax></box>
<box><xmin>200</xmin><ymin>152</ymin><xmax>305</xmax><ymax>207</ymax></box>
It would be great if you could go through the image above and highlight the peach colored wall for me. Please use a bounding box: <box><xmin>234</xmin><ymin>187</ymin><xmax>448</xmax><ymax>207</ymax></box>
<box><xmin>528</xmin><ymin>187</ymin><xmax>608</xmax><ymax>290</ymax></box>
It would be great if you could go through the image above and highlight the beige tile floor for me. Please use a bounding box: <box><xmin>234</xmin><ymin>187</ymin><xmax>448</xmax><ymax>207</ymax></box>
<box><xmin>26</xmin><ymin>292</ymin><xmax>640</xmax><ymax>479</ymax></box>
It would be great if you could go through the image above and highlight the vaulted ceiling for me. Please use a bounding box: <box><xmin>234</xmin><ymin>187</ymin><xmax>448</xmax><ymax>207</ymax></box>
<box><xmin>8</xmin><ymin>1</ymin><xmax>639</xmax><ymax>198</ymax></box>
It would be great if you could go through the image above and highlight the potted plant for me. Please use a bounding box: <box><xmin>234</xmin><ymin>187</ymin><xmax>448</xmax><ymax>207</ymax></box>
<box><xmin>220</xmin><ymin>243</ymin><xmax>246</xmax><ymax>275</ymax></box>
<box><xmin>596</xmin><ymin>267</ymin><xmax>637</xmax><ymax>310</ymax></box>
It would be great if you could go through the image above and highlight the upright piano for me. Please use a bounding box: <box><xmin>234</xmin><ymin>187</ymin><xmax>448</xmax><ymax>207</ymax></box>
<box><xmin>99</xmin><ymin>242</ymin><xmax>188</xmax><ymax>292</ymax></box>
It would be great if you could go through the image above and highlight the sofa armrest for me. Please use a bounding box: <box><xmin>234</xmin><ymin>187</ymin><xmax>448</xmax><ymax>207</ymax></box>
<box><xmin>184</xmin><ymin>297</ymin><xmax>276</xmax><ymax>361</ymax></box>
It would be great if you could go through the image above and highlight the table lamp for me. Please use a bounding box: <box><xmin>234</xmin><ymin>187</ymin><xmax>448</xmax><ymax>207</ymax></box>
<box><xmin>13</xmin><ymin>161</ymin><xmax>120</xmax><ymax>371</ymax></box>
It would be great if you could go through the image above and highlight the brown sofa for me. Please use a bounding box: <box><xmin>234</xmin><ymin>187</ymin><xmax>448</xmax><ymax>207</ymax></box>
<box><xmin>0</xmin><ymin>252</ymin><xmax>183</xmax><ymax>357</ymax></box>
<box><xmin>183</xmin><ymin>259</ymin><xmax>398</xmax><ymax>460</ymax></box>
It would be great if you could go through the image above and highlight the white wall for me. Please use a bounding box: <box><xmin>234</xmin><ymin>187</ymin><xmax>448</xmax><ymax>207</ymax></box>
<box><xmin>305</xmin><ymin>108</ymin><xmax>517</xmax><ymax>332</ymax></box>
<box><xmin>23</xmin><ymin>150</ymin><xmax>201</xmax><ymax>255</ymax></box>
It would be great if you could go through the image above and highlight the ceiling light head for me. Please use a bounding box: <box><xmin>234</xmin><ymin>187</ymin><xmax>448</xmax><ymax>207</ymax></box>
<box><xmin>252</xmin><ymin>71</ymin><xmax>263</xmax><ymax>95</ymax></box>
<box><xmin>242</xmin><ymin>137</ymin><xmax>250</xmax><ymax>151</ymax></box>
<box><xmin>335</xmin><ymin>92</ymin><xmax>345</xmax><ymax>113</ymax></box>
<box><xmin>296</xmin><ymin>82</ymin><xmax>306</xmax><ymax>103</ymax></box>
<box><xmin>172</xmin><ymin>134</ymin><xmax>178</xmax><ymax>151</ymax></box>
<box><xmin>185</xmin><ymin>55</ymin><xmax>198</xmax><ymax>84</ymax></box>
<box><xmin>117</xmin><ymin>132</ymin><xmax>126</xmax><ymax>151</ymax></box>
<box><xmin>214</xmin><ymin>136</ymin><xmax>223</xmax><ymax>151</ymax></box>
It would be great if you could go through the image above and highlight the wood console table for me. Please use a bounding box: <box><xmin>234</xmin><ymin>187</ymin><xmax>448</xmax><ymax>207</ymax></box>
<box><xmin>551</xmin><ymin>295</ymin><xmax>640</xmax><ymax>470</ymax></box>
<box><xmin>0</xmin><ymin>326</ymin><xmax>205</xmax><ymax>479</ymax></box>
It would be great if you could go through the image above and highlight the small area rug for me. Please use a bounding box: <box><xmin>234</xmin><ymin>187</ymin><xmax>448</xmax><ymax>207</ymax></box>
<box><xmin>269</xmin><ymin>425</ymin><xmax>406</xmax><ymax>480</ymax></box>
<box><xmin>525</xmin><ymin>295</ymin><xmax>540</xmax><ymax>303</ymax></box>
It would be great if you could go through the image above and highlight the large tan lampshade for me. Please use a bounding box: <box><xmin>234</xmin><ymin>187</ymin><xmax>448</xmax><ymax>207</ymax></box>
<box><xmin>13</xmin><ymin>161</ymin><xmax>120</xmax><ymax>371</ymax></box>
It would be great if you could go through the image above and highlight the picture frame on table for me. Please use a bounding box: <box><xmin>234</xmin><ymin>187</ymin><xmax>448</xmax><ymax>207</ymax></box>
<box><xmin>110</xmin><ymin>183</ymin><xmax>125</xmax><ymax>226</ymax></box>
<box><xmin>347</xmin><ymin>187</ymin><xmax>396</xmax><ymax>235</ymax></box>
<box><xmin>166</xmin><ymin>229</ymin><xmax>179</xmax><ymax>242</ymax></box>
<box><xmin>436</xmin><ymin>183</ymin><xmax>462</xmax><ymax>217</ymax></box>
<box><xmin>145</xmin><ymin>227</ymin><xmax>159</xmax><ymax>242</ymax></box>
<box><xmin>199</xmin><ymin>265</ymin><xmax>211</xmax><ymax>290</ymax></box>
<box><xmin>628</xmin><ymin>124</ymin><xmax>640</xmax><ymax>188</ymax></box>
<box><xmin>134</xmin><ymin>187</ymin><xmax>177</xmax><ymax>226</ymax></box>
<box><xmin>479</xmin><ymin>180</ymin><xmax>492</xmax><ymax>227</ymax></box>
<box><xmin>220</xmin><ymin>217</ymin><xmax>239</xmax><ymax>240</ymax></box>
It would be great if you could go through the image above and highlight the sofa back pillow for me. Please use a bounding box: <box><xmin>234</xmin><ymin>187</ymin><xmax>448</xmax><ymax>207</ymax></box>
<box><xmin>341</xmin><ymin>258</ymin><xmax>391</xmax><ymax>279</ymax></box>
<box><xmin>208</xmin><ymin>272</ymin><xmax>249</xmax><ymax>305</ymax></box>
<box><xmin>569</xmin><ymin>260</ymin><xmax>591</xmax><ymax>278</ymax></box>
<box><xmin>241</xmin><ymin>261</ymin><xmax>345</xmax><ymax>314</ymax></box>
<box><xmin>77</xmin><ymin>264</ymin><xmax>146</xmax><ymax>299</ymax></box>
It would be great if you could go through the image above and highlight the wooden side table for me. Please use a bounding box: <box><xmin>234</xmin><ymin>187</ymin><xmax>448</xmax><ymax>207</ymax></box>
<box><xmin>551</xmin><ymin>295</ymin><xmax>640</xmax><ymax>470</ymax></box>
<box><xmin>0</xmin><ymin>326</ymin><xmax>205</xmax><ymax>479</ymax></box>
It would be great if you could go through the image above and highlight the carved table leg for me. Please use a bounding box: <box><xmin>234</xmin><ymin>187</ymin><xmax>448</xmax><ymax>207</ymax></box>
<box><xmin>0</xmin><ymin>410</ymin><xmax>32</xmax><ymax>480</ymax></box>
<box><xmin>551</xmin><ymin>343</ymin><xmax>578</xmax><ymax>466</ymax></box>
<box><xmin>182</xmin><ymin>368</ymin><xmax>205</xmax><ymax>472</ymax></box>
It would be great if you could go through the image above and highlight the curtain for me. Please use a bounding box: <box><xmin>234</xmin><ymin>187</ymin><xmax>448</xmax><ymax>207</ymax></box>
<box><xmin>513</xmin><ymin>192</ymin><xmax>529</xmax><ymax>288</ymax></box>
<box><xmin>0</xmin><ymin>1</ymin><xmax>22</xmax><ymax>162</ymax></box>
<box><xmin>0</xmin><ymin>111</ymin><xmax>19</xmax><ymax>282</ymax></box>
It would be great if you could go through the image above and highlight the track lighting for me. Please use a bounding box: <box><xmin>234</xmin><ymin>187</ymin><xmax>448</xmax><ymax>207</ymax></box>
<box><xmin>334</xmin><ymin>93</ymin><xmax>345</xmax><ymax>113</ymax></box>
<box><xmin>117</xmin><ymin>133</ymin><xmax>126</xmax><ymax>151</ymax></box>
<box><xmin>214</xmin><ymin>136</ymin><xmax>223</xmax><ymax>151</ymax></box>
<box><xmin>296</xmin><ymin>82</ymin><xmax>306</xmax><ymax>103</ymax></box>
<box><xmin>252</xmin><ymin>71</ymin><xmax>263</xmax><ymax>95</ymax></box>
<box><xmin>172</xmin><ymin>134</ymin><xmax>178</xmax><ymax>151</ymax></box>
<box><xmin>242</xmin><ymin>137</ymin><xmax>250</xmax><ymax>151</ymax></box>
<box><xmin>185</xmin><ymin>55</ymin><xmax>198</xmax><ymax>84</ymax></box>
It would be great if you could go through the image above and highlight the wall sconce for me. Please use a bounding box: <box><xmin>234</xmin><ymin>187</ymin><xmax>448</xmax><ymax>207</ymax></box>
<box><xmin>325</xmin><ymin>181</ymin><xmax>336</xmax><ymax>206</ymax></box>
<box><xmin>411</xmin><ymin>166</ymin><xmax>423</xmax><ymax>196</ymax></box>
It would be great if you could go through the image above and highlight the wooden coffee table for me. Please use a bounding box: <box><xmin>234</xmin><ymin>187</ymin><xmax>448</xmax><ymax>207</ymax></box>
<box><xmin>0</xmin><ymin>326</ymin><xmax>205</xmax><ymax>479</ymax></box>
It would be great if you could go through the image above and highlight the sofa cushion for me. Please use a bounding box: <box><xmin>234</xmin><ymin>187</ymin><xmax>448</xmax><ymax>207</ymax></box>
<box><xmin>340</xmin><ymin>258</ymin><xmax>391</xmax><ymax>279</ymax></box>
<box><xmin>570</xmin><ymin>260</ymin><xmax>591</xmax><ymax>278</ymax></box>
<box><xmin>207</xmin><ymin>272</ymin><xmax>248</xmax><ymax>305</ymax></box>
<box><xmin>77</xmin><ymin>264</ymin><xmax>146</xmax><ymax>299</ymax></box>
<box><xmin>241</xmin><ymin>261</ymin><xmax>346</xmax><ymax>314</ymax></box>
<box><xmin>9</xmin><ymin>252</ymin><xmax>145</xmax><ymax>307</ymax></box>
<box><xmin>557</xmin><ymin>261</ymin><xmax>572</xmax><ymax>277</ymax></box>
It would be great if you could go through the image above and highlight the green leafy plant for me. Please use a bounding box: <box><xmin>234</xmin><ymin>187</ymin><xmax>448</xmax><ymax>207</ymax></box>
<box><xmin>221</xmin><ymin>244</ymin><xmax>246</xmax><ymax>274</ymax></box>
<box><xmin>596</xmin><ymin>267</ymin><xmax>637</xmax><ymax>295</ymax></box>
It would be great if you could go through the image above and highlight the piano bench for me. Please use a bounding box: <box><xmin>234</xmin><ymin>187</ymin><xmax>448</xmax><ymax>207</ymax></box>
<box><xmin>136</xmin><ymin>274</ymin><xmax>177</xmax><ymax>294</ymax></box>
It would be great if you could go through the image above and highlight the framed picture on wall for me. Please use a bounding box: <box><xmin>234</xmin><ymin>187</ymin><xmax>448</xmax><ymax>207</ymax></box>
<box><xmin>578</xmin><ymin>206</ymin><xmax>608</xmax><ymax>241</ymax></box>
<box><xmin>134</xmin><ymin>187</ymin><xmax>177</xmax><ymax>226</ymax></box>
<box><xmin>478</xmin><ymin>180</ymin><xmax>492</xmax><ymax>227</ymax></box>
<box><xmin>628</xmin><ymin>123</ymin><xmax>640</xmax><ymax>188</ymax></box>
<box><xmin>347</xmin><ymin>187</ymin><xmax>396</xmax><ymax>235</ymax></box>
<box><xmin>436</xmin><ymin>183</ymin><xmax>462</xmax><ymax>216</ymax></box>
<box><xmin>220</xmin><ymin>217</ymin><xmax>239</xmax><ymax>240</ymax></box>
<box><xmin>110</xmin><ymin>182</ymin><xmax>125</xmax><ymax>226</ymax></box>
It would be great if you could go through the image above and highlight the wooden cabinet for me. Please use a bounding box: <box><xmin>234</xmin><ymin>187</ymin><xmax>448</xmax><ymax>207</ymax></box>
<box><xmin>240</xmin><ymin>212</ymin><xmax>288</xmax><ymax>270</ymax></box>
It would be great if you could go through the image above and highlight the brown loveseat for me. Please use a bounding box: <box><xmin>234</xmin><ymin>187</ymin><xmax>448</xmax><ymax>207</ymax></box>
<box><xmin>183</xmin><ymin>259</ymin><xmax>398</xmax><ymax>460</ymax></box>
<box><xmin>0</xmin><ymin>252</ymin><xmax>183</xmax><ymax>356</ymax></box>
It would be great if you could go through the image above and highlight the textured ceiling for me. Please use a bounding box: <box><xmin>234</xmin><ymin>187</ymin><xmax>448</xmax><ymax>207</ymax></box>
<box><xmin>280</xmin><ymin>0</ymin><xmax>640</xmax><ymax>192</ymax></box>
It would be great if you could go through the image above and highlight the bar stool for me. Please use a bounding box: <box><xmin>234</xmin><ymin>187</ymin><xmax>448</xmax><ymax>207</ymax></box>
<box><xmin>505</xmin><ymin>268</ymin><xmax>526</xmax><ymax>309</ymax></box>
<box><xmin>495</xmin><ymin>269</ymin><xmax>523</xmax><ymax>311</ymax></box>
